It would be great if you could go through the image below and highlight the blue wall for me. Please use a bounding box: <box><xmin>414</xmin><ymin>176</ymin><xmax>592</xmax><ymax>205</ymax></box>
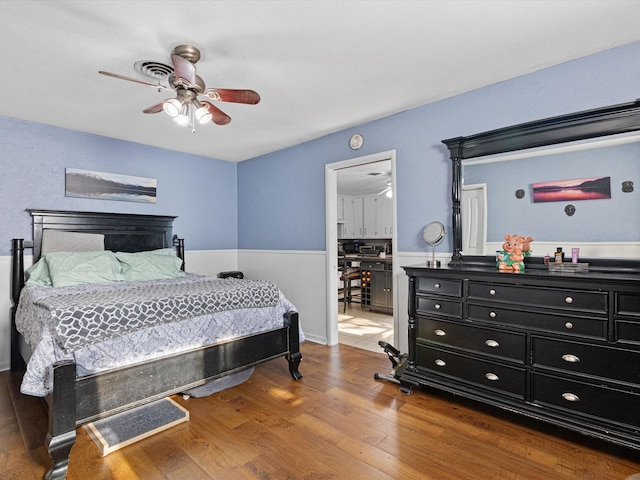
<box><xmin>0</xmin><ymin>118</ymin><xmax>237</xmax><ymax>255</ymax></box>
<box><xmin>238</xmin><ymin>41</ymin><xmax>640</xmax><ymax>253</ymax></box>
<box><xmin>465</xmin><ymin>143</ymin><xmax>640</xmax><ymax>243</ymax></box>
<box><xmin>1</xmin><ymin>41</ymin><xmax>639</xmax><ymax>256</ymax></box>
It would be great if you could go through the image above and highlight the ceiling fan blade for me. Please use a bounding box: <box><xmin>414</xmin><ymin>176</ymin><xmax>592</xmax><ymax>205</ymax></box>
<box><xmin>142</xmin><ymin>102</ymin><xmax>166</xmax><ymax>114</ymax></box>
<box><xmin>201</xmin><ymin>101</ymin><xmax>231</xmax><ymax>125</ymax></box>
<box><xmin>98</xmin><ymin>71</ymin><xmax>172</xmax><ymax>91</ymax></box>
<box><xmin>170</xmin><ymin>54</ymin><xmax>196</xmax><ymax>86</ymax></box>
<box><xmin>203</xmin><ymin>88</ymin><xmax>261</xmax><ymax>105</ymax></box>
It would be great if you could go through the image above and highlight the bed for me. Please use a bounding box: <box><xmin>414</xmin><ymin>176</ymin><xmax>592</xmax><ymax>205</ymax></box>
<box><xmin>9</xmin><ymin>209</ymin><xmax>303</xmax><ymax>480</ymax></box>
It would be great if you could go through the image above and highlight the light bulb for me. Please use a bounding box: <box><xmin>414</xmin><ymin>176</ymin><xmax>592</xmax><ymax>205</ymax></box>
<box><xmin>163</xmin><ymin>98</ymin><xmax>182</xmax><ymax>117</ymax></box>
<box><xmin>173</xmin><ymin>114</ymin><xmax>190</xmax><ymax>126</ymax></box>
<box><xmin>195</xmin><ymin>105</ymin><xmax>212</xmax><ymax>124</ymax></box>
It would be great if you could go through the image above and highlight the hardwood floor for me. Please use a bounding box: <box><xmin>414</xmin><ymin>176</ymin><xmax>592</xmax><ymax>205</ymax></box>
<box><xmin>2</xmin><ymin>342</ymin><xmax>640</xmax><ymax>479</ymax></box>
<box><xmin>338</xmin><ymin>302</ymin><xmax>393</xmax><ymax>353</ymax></box>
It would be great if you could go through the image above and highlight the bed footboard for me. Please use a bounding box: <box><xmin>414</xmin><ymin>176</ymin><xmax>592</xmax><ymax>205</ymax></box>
<box><xmin>45</xmin><ymin>361</ymin><xmax>76</xmax><ymax>480</ymax></box>
<box><xmin>42</xmin><ymin>311</ymin><xmax>302</xmax><ymax>480</ymax></box>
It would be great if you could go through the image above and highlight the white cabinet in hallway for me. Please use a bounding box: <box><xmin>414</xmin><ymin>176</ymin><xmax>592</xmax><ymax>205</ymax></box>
<box><xmin>338</xmin><ymin>194</ymin><xmax>392</xmax><ymax>239</ymax></box>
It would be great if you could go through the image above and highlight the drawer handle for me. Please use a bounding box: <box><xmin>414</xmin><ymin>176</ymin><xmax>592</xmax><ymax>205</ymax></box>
<box><xmin>435</xmin><ymin>329</ymin><xmax>446</xmax><ymax>336</ymax></box>
<box><xmin>434</xmin><ymin>303</ymin><xmax>441</xmax><ymax>310</ymax></box>
<box><xmin>435</xmin><ymin>359</ymin><xmax>446</xmax><ymax>367</ymax></box>
<box><xmin>485</xmin><ymin>339</ymin><xmax>500</xmax><ymax>348</ymax></box>
<box><xmin>565</xmin><ymin>322</ymin><xmax>574</xmax><ymax>330</ymax></box>
<box><xmin>565</xmin><ymin>296</ymin><xmax>574</xmax><ymax>304</ymax></box>
<box><xmin>489</xmin><ymin>311</ymin><xmax>497</xmax><ymax>318</ymax></box>
<box><xmin>562</xmin><ymin>354</ymin><xmax>580</xmax><ymax>363</ymax></box>
<box><xmin>562</xmin><ymin>392</ymin><xmax>580</xmax><ymax>402</ymax></box>
<box><xmin>489</xmin><ymin>289</ymin><xmax>496</xmax><ymax>296</ymax></box>
<box><xmin>434</xmin><ymin>283</ymin><xmax>441</xmax><ymax>289</ymax></box>
<box><xmin>485</xmin><ymin>373</ymin><xmax>499</xmax><ymax>381</ymax></box>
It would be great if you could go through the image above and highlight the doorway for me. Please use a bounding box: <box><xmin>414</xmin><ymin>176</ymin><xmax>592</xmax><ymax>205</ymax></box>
<box><xmin>325</xmin><ymin>150</ymin><xmax>397</xmax><ymax>352</ymax></box>
<box><xmin>461</xmin><ymin>183</ymin><xmax>487</xmax><ymax>255</ymax></box>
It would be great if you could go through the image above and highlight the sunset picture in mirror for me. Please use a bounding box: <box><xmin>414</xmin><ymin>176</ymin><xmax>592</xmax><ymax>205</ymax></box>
<box><xmin>532</xmin><ymin>176</ymin><xmax>611</xmax><ymax>203</ymax></box>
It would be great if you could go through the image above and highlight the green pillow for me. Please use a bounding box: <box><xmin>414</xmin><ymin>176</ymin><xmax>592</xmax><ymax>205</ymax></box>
<box><xmin>45</xmin><ymin>251</ymin><xmax>124</xmax><ymax>287</ymax></box>
<box><xmin>25</xmin><ymin>258</ymin><xmax>53</xmax><ymax>286</ymax></box>
<box><xmin>116</xmin><ymin>251</ymin><xmax>185</xmax><ymax>282</ymax></box>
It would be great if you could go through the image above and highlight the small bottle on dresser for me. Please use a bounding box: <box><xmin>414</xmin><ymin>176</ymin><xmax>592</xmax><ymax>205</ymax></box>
<box><xmin>554</xmin><ymin>247</ymin><xmax>564</xmax><ymax>264</ymax></box>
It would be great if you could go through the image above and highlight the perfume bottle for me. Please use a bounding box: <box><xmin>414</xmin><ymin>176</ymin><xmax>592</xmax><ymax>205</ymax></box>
<box><xmin>555</xmin><ymin>247</ymin><xmax>563</xmax><ymax>264</ymax></box>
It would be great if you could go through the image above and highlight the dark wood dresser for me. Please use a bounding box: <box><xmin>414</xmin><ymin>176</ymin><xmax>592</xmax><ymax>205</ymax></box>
<box><xmin>400</xmin><ymin>264</ymin><xmax>640</xmax><ymax>449</ymax></box>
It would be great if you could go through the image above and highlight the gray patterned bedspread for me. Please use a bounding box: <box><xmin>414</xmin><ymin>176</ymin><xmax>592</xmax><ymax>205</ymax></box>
<box><xmin>16</xmin><ymin>274</ymin><xmax>300</xmax><ymax>397</ymax></box>
<box><xmin>32</xmin><ymin>276</ymin><xmax>279</xmax><ymax>353</ymax></box>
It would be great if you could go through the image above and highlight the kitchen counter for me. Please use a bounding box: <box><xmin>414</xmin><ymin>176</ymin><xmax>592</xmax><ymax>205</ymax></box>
<box><xmin>340</xmin><ymin>254</ymin><xmax>393</xmax><ymax>263</ymax></box>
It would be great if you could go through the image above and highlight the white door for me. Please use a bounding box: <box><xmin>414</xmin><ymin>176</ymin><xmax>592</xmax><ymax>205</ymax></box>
<box><xmin>461</xmin><ymin>183</ymin><xmax>487</xmax><ymax>255</ymax></box>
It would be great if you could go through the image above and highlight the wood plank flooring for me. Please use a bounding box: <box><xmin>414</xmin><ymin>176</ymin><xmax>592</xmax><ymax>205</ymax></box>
<box><xmin>2</xmin><ymin>342</ymin><xmax>640</xmax><ymax>479</ymax></box>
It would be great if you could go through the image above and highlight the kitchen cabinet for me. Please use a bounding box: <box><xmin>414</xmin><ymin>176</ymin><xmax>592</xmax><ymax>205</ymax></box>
<box><xmin>363</xmin><ymin>195</ymin><xmax>392</xmax><ymax>239</ymax></box>
<box><xmin>377</xmin><ymin>194</ymin><xmax>393</xmax><ymax>238</ymax></box>
<box><xmin>371</xmin><ymin>270</ymin><xmax>393</xmax><ymax>312</ymax></box>
<box><xmin>340</xmin><ymin>196</ymin><xmax>363</xmax><ymax>239</ymax></box>
<box><xmin>352</xmin><ymin>197</ymin><xmax>364</xmax><ymax>238</ymax></box>
<box><xmin>338</xmin><ymin>194</ymin><xmax>392</xmax><ymax>239</ymax></box>
<box><xmin>361</xmin><ymin>259</ymin><xmax>393</xmax><ymax>313</ymax></box>
<box><xmin>337</xmin><ymin>195</ymin><xmax>346</xmax><ymax>222</ymax></box>
<box><xmin>363</xmin><ymin>196</ymin><xmax>376</xmax><ymax>238</ymax></box>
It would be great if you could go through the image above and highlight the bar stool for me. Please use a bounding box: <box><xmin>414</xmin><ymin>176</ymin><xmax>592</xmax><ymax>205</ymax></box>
<box><xmin>340</xmin><ymin>265</ymin><xmax>361</xmax><ymax>312</ymax></box>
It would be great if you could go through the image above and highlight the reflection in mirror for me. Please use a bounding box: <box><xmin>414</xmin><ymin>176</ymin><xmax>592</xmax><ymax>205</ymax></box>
<box><xmin>444</xmin><ymin>99</ymin><xmax>640</xmax><ymax>268</ymax></box>
<box><xmin>463</xmin><ymin>133</ymin><xmax>640</xmax><ymax>259</ymax></box>
<box><xmin>423</xmin><ymin>221</ymin><xmax>446</xmax><ymax>267</ymax></box>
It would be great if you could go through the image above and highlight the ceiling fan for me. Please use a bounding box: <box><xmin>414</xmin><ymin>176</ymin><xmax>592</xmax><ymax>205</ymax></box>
<box><xmin>99</xmin><ymin>44</ymin><xmax>260</xmax><ymax>131</ymax></box>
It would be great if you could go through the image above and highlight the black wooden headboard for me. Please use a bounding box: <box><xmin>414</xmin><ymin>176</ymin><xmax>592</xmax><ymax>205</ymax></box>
<box><xmin>29</xmin><ymin>209</ymin><xmax>178</xmax><ymax>261</ymax></box>
<box><xmin>11</xmin><ymin>209</ymin><xmax>184</xmax><ymax>310</ymax></box>
<box><xmin>10</xmin><ymin>209</ymin><xmax>184</xmax><ymax>370</ymax></box>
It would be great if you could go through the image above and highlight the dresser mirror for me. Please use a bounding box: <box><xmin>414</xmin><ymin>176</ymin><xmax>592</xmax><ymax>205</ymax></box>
<box><xmin>443</xmin><ymin>99</ymin><xmax>640</xmax><ymax>270</ymax></box>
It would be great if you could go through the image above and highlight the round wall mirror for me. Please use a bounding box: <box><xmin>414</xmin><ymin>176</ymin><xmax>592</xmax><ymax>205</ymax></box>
<box><xmin>422</xmin><ymin>221</ymin><xmax>446</xmax><ymax>267</ymax></box>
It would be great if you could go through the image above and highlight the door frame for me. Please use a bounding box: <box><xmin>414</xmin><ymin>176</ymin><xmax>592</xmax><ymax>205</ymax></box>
<box><xmin>325</xmin><ymin>149</ymin><xmax>397</xmax><ymax>346</ymax></box>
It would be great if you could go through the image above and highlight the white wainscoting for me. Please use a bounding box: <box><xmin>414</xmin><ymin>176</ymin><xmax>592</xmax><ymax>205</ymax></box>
<box><xmin>238</xmin><ymin>250</ymin><xmax>328</xmax><ymax>345</ymax></box>
<box><xmin>237</xmin><ymin>250</ymin><xmax>451</xmax><ymax>353</ymax></box>
<box><xmin>183</xmin><ymin>249</ymin><xmax>238</xmax><ymax>277</ymax></box>
<box><xmin>0</xmin><ymin>250</ymin><xmax>241</xmax><ymax>372</ymax></box>
<box><xmin>0</xmin><ymin>249</ymin><xmax>449</xmax><ymax>372</ymax></box>
<box><xmin>0</xmin><ymin>255</ymin><xmax>12</xmax><ymax>371</ymax></box>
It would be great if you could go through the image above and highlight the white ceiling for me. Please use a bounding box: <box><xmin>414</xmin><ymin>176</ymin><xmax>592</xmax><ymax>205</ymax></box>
<box><xmin>2</xmin><ymin>1</ymin><xmax>640</xmax><ymax>162</ymax></box>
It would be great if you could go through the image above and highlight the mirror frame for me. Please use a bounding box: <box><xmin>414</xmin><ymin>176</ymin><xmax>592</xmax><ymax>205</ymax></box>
<box><xmin>442</xmin><ymin>98</ymin><xmax>640</xmax><ymax>269</ymax></box>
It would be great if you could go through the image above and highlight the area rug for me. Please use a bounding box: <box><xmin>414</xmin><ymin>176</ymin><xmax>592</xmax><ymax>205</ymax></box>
<box><xmin>83</xmin><ymin>397</ymin><xmax>189</xmax><ymax>456</ymax></box>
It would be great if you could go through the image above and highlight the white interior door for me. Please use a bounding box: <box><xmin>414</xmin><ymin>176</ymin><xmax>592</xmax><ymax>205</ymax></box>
<box><xmin>461</xmin><ymin>183</ymin><xmax>487</xmax><ymax>255</ymax></box>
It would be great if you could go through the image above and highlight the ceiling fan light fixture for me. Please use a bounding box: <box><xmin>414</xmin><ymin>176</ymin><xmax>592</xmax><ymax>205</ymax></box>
<box><xmin>173</xmin><ymin>114</ymin><xmax>190</xmax><ymax>127</ymax></box>
<box><xmin>163</xmin><ymin>98</ymin><xmax>182</xmax><ymax>117</ymax></box>
<box><xmin>194</xmin><ymin>102</ymin><xmax>212</xmax><ymax>124</ymax></box>
<box><xmin>172</xmin><ymin>105</ymin><xmax>190</xmax><ymax>126</ymax></box>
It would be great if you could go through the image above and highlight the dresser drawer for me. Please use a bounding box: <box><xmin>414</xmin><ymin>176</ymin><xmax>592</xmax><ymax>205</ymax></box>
<box><xmin>416</xmin><ymin>296</ymin><xmax>462</xmax><ymax>319</ymax></box>
<box><xmin>532</xmin><ymin>337</ymin><xmax>640</xmax><ymax>385</ymax></box>
<box><xmin>468</xmin><ymin>281</ymin><xmax>607</xmax><ymax>313</ymax></box>
<box><xmin>415</xmin><ymin>276</ymin><xmax>462</xmax><ymax>297</ymax></box>
<box><xmin>416</xmin><ymin>345</ymin><xmax>526</xmax><ymax>398</ymax></box>
<box><xmin>467</xmin><ymin>304</ymin><xmax>607</xmax><ymax>339</ymax></box>
<box><xmin>418</xmin><ymin>318</ymin><xmax>526</xmax><ymax>363</ymax></box>
<box><xmin>617</xmin><ymin>293</ymin><xmax>640</xmax><ymax>319</ymax></box>
<box><xmin>532</xmin><ymin>372</ymin><xmax>640</xmax><ymax>428</ymax></box>
<box><xmin>616</xmin><ymin>321</ymin><xmax>640</xmax><ymax>345</ymax></box>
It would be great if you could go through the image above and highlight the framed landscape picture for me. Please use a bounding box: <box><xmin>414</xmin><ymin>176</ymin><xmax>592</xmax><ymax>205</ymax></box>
<box><xmin>65</xmin><ymin>168</ymin><xmax>157</xmax><ymax>204</ymax></box>
<box><xmin>532</xmin><ymin>176</ymin><xmax>611</xmax><ymax>203</ymax></box>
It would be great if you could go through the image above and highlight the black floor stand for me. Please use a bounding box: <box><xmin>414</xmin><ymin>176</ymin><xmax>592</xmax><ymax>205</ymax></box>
<box><xmin>374</xmin><ymin>341</ymin><xmax>407</xmax><ymax>387</ymax></box>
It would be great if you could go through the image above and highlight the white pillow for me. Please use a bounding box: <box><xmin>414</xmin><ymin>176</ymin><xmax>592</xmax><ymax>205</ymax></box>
<box><xmin>41</xmin><ymin>230</ymin><xmax>105</xmax><ymax>256</ymax></box>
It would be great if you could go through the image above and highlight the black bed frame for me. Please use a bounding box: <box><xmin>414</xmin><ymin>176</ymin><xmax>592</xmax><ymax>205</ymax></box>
<box><xmin>10</xmin><ymin>209</ymin><xmax>302</xmax><ymax>480</ymax></box>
